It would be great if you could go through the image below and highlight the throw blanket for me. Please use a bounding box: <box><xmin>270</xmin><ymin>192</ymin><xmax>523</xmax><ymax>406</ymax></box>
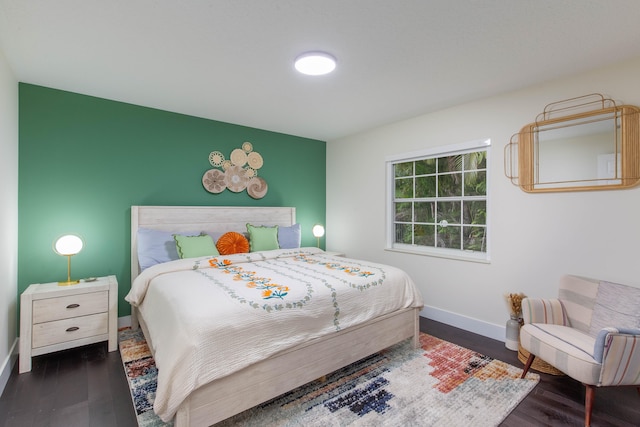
<box><xmin>125</xmin><ymin>247</ymin><xmax>424</xmax><ymax>422</ymax></box>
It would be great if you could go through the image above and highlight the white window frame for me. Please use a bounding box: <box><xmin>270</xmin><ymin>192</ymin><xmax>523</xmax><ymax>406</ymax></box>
<box><xmin>385</xmin><ymin>138</ymin><xmax>491</xmax><ymax>263</ymax></box>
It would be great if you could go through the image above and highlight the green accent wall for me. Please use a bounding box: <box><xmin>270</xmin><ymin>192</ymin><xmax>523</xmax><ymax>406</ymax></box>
<box><xmin>18</xmin><ymin>83</ymin><xmax>326</xmax><ymax>317</ymax></box>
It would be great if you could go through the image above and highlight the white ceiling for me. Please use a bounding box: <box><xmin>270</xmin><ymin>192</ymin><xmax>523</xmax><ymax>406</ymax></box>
<box><xmin>1</xmin><ymin>1</ymin><xmax>640</xmax><ymax>141</ymax></box>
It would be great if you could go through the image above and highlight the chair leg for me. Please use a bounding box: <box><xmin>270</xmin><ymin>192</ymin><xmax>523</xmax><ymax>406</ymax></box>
<box><xmin>584</xmin><ymin>384</ymin><xmax>595</xmax><ymax>427</ymax></box>
<box><xmin>520</xmin><ymin>353</ymin><xmax>535</xmax><ymax>379</ymax></box>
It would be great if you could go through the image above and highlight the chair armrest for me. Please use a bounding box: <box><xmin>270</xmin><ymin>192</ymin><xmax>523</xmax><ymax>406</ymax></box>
<box><xmin>521</xmin><ymin>297</ymin><xmax>567</xmax><ymax>325</ymax></box>
<box><xmin>597</xmin><ymin>328</ymin><xmax>640</xmax><ymax>386</ymax></box>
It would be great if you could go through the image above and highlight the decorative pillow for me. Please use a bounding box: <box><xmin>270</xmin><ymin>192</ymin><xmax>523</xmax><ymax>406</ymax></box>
<box><xmin>278</xmin><ymin>223</ymin><xmax>301</xmax><ymax>249</ymax></box>
<box><xmin>216</xmin><ymin>231</ymin><xmax>250</xmax><ymax>255</ymax></box>
<box><xmin>588</xmin><ymin>281</ymin><xmax>640</xmax><ymax>337</ymax></box>
<box><xmin>137</xmin><ymin>228</ymin><xmax>199</xmax><ymax>271</ymax></box>
<box><xmin>174</xmin><ymin>234</ymin><xmax>219</xmax><ymax>259</ymax></box>
<box><xmin>246</xmin><ymin>224</ymin><xmax>279</xmax><ymax>252</ymax></box>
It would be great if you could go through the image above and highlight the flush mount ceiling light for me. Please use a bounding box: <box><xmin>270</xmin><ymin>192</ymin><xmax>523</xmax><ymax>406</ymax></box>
<box><xmin>294</xmin><ymin>51</ymin><xmax>336</xmax><ymax>76</ymax></box>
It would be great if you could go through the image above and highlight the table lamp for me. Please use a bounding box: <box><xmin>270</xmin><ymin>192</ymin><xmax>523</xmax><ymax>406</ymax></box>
<box><xmin>53</xmin><ymin>234</ymin><xmax>84</xmax><ymax>285</ymax></box>
<box><xmin>312</xmin><ymin>224</ymin><xmax>325</xmax><ymax>248</ymax></box>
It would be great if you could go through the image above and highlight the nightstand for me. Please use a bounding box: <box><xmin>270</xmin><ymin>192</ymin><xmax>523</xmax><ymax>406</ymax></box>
<box><xmin>19</xmin><ymin>275</ymin><xmax>118</xmax><ymax>373</ymax></box>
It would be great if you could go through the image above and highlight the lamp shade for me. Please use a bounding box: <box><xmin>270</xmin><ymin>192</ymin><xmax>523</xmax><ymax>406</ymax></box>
<box><xmin>53</xmin><ymin>234</ymin><xmax>84</xmax><ymax>256</ymax></box>
<box><xmin>312</xmin><ymin>224</ymin><xmax>325</xmax><ymax>238</ymax></box>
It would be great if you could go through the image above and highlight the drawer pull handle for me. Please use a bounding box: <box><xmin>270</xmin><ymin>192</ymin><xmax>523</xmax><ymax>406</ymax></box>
<box><xmin>66</xmin><ymin>326</ymin><xmax>80</xmax><ymax>332</ymax></box>
<box><xmin>66</xmin><ymin>304</ymin><xmax>80</xmax><ymax>309</ymax></box>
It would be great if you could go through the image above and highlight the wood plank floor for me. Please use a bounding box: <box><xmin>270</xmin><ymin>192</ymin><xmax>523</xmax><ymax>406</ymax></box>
<box><xmin>1</xmin><ymin>318</ymin><xmax>638</xmax><ymax>426</ymax></box>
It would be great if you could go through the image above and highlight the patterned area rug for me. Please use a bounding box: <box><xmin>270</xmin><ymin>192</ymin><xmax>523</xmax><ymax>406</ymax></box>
<box><xmin>119</xmin><ymin>328</ymin><xmax>539</xmax><ymax>427</ymax></box>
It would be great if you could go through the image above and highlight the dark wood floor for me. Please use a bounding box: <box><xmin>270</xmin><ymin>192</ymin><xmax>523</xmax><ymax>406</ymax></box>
<box><xmin>0</xmin><ymin>340</ymin><xmax>136</xmax><ymax>427</ymax></box>
<box><xmin>1</xmin><ymin>318</ymin><xmax>638</xmax><ymax>426</ymax></box>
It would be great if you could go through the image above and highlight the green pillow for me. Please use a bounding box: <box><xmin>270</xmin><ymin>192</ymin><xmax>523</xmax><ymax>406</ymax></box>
<box><xmin>246</xmin><ymin>224</ymin><xmax>279</xmax><ymax>252</ymax></box>
<box><xmin>174</xmin><ymin>234</ymin><xmax>219</xmax><ymax>259</ymax></box>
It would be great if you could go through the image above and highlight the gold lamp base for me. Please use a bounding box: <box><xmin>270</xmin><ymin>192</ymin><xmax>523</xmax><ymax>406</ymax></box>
<box><xmin>57</xmin><ymin>253</ymin><xmax>80</xmax><ymax>286</ymax></box>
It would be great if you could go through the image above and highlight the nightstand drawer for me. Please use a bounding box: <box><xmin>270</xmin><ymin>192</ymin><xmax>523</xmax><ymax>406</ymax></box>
<box><xmin>32</xmin><ymin>312</ymin><xmax>109</xmax><ymax>348</ymax></box>
<box><xmin>32</xmin><ymin>291</ymin><xmax>108</xmax><ymax>323</ymax></box>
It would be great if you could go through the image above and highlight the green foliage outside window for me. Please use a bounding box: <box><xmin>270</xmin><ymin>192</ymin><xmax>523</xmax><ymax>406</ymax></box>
<box><xmin>393</xmin><ymin>150</ymin><xmax>487</xmax><ymax>253</ymax></box>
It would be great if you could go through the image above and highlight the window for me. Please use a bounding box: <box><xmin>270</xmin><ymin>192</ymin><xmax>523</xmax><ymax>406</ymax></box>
<box><xmin>386</xmin><ymin>139</ymin><xmax>490</xmax><ymax>262</ymax></box>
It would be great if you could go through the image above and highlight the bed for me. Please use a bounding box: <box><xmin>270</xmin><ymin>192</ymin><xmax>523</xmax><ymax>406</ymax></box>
<box><xmin>127</xmin><ymin>205</ymin><xmax>424</xmax><ymax>426</ymax></box>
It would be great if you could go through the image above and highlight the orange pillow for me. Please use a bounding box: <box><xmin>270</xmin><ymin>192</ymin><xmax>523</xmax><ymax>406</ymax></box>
<box><xmin>216</xmin><ymin>232</ymin><xmax>250</xmax><ymax>255</ymax></box>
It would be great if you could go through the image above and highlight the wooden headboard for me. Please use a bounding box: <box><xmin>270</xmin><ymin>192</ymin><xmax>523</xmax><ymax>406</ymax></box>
<box><xmin>130</xmin><ymin>205</ymin><xmax>296</xmax><ymax>281</ymax></box>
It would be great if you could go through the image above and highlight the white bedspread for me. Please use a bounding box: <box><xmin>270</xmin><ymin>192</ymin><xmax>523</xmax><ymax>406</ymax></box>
<box><xmin>125</xmin><ymin>247</ymin><xmax>423</xmax><ymax>422</ymax></box>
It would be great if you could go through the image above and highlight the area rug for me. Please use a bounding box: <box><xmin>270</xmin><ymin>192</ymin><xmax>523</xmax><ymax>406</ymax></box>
<box><xmin>119</xmin><ymin>328</ymin><xmax>539</xmax><ymax>427</ymax></box>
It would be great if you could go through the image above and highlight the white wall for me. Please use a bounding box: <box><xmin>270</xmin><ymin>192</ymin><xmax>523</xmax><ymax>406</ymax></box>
<box><xmin>0</xmin><ymin>46</ymin><xmax>18</xmax><ymax>392</ymax></box>
<box><xmin>327</xmin><ymin>56</ymin><xmax>640</xmax><ymax>341</ymax></box>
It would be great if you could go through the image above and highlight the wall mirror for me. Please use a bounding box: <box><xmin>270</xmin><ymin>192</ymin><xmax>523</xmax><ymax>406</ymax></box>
<box><xmin>505</xmin><ymin>94</ymin><xmax>640</xmax><ymax>192</ymax></box>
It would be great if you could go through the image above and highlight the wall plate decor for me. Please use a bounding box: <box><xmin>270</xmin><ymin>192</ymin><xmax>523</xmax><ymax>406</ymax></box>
<box><xmin>202</xmin><ymin>142</ymin><xmax>268</xmax><ymax>199</ymax></box>
<box><xmin>505</xmin><ymin>94</ymin><xmax>640</xmax><ymax>193</ymax></box>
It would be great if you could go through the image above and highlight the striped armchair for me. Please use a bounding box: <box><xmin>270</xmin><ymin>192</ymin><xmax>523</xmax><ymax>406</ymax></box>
<box><xmin>519</xmin><ymin>275</ymin><xmax>640</xmax><ymax>427</ymax></box>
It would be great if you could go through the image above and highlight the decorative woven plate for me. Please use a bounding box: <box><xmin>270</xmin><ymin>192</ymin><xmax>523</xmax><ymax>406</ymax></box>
<box><xmin>202</xmin><ymin>169</ymin><xmax>226</xmax><ymax>193</ymax></box>
<box><xmin>230</xmin><ymin>148</ymin><xmax>247</xmax><ymax>167</ymax></box>
<box><xmin>247</xmin><ymin>152</ymin><xmax>263</xmax><ymax>169</ymax></box>
<box><xmin>224</xmin><ymin>165</ymin><xmax>249</xmax><ymax>192</ymax></box>
<box><xmin>208</xmin><ymin>151</ymin><xmax>225</xmax><ymax>167</ymax></box>
<box><xmin>247</xmin><ymin>176</ymin><xmax>268</xmax><ymax>199</ymax></box>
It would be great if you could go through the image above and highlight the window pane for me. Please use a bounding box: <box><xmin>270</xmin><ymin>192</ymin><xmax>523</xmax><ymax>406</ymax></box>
<box><xmin>414</xmin><ymin>201</ymin><xmax>435</xmax><ymax>223</ymax></box>
<box><xmin>415</xmin><ymin>158</ymin><xmax>437</xmax><ymax>175</ymax></box>
<box><xmin>437</xmin><ymin>201</ymin><xmax>461</xmax><ymax>224</ymax></box>
<box><xmin>463</xmin><ymin>200</ymin><xmax>486</xmax><ymax>225</ymax></box>
<box><xmin>438</xmin><ymin>155</ymin><xmax>462</xmax><ymax>173</ymax></box>
<box><xmin>394</xmin><ymin>162</ymin><xmax>413</xmax><ymax>177</ymax></box>
<box><xmin>415</xmin><ymin>175</ymin><xmax>436</xmax><ymax>198</ymax></box>
<box><xmin>395</xmin><ymin>177</ymin><xmax>413</xmax><ymax>198</ymax></box>
<box><xmin>438</xmin><ymin>173</ymin><xmax>462</xmax><ymax>197</ymax></box>
<box><xmin>437</xmin><ymin>224</ymin><xmax>461</xmax><ymax>249</ymax></box>
<box><xmin>463</xmin><ymin>152</ymin><xmax>487</xmax><ymax>170</ymax></box>
<box><xmin>395</xmin><ymin>223</ymin><xmax>413</xmax><ymax>244</ymax></box>
<box><xmin>464</xmin><ymin>170</ymin><xmax>486</xmax><ymax>196</ymax></box>
<box><xmin>395</xmin><ymin>202</ymin><xmax>412</xmax><ymax>222</ymax></box>
<box><xmin>463</xmin><ymin>226</ymin><xmax>487</xmax><ymax>252</ymax></box>
<box><xmin>414</xmin><ymin>224</ymin><xmax>435</xmax><ymax>246</ymax></box>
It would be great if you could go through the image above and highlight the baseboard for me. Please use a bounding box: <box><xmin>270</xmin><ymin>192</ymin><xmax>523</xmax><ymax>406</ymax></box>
<box><xmin>420</xmin><ymin>305</ymin><xmax>505</xmax><ymax>342</ymax></box>
<box><xmin>0</xmin><ymin>338</ymin><xmax>18</xmax><ymax>397</ymax></box>
<box><xmin>118</xmin><ymin>315</ymin><xmax>132</xmax><ymax>329</ymax></box>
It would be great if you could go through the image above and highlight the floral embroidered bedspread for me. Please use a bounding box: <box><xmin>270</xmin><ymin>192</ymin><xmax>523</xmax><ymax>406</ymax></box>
<box><xmin>125</xmin><ymin>247</ymin><xmax>424</xmax><ymax>422</ymax></box>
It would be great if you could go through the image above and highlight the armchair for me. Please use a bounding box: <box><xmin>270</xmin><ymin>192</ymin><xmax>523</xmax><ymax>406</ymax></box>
<box><xmin>519</xmin><ymin>275</ymin><xmax>640</xmax><ymax>427</ymax></box>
